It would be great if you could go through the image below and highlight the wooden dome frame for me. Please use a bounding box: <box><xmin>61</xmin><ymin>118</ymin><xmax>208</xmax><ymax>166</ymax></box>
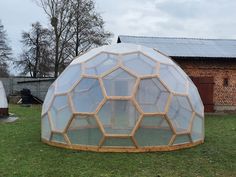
<box><xmin>41</xmin><ymin>44</ymin><xmax>204</xmax><ymax>152</ymax></box>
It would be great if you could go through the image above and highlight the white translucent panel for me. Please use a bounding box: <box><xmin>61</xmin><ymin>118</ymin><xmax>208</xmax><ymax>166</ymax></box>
<box><xmin>103</xmin><ymin>68</ymin><xmax>136</xmax><ymax>96</ymax></box>
<box><xmin>52</xmin><ymin>95</ymin><xmax>68</xmax><ymax>110</ymax></box>
<box><xmin>103</xmin><ymin>138</ymin><xmax>134</xmax><ymax>147</ymax></box>
<box><xmin>136</xmin><ymin>78</ymin><xmax>170</xmax><ymax>113</ymax></box>
<box><xmin>134</xmin><ymin>116</ymin><xmax>173</xmax><ymax>146</ymax></box>
<box><xmin>98</xmin><ymin>100</ymin><xmax>140</xmax><ymax>134</ymax></box>
<box><xmin>159</xmin><ymin>64</ymin><xmax>187</xmax><ymax>93</ymax></box>
<box><xmin>71</xmin><ymin>78</ymin><xmax>103</xmax><ymax>112</ymax></box>
<box><xmin>71</xmin><ymin>47</ymin><xmax>104</xmax><ymax>64</ymax></box>
<box><xmin>188</xmin><ymin>81</ymin><xmax>204</xmax><ymax>116</ymax></box>
<box><xmin>55</xmin><ymin>64</ymin><xmax>81</xmax><ymax>94</ymax></box>
<box><xmin>0</xmin><ymin>81</ymin><xmax>8</xmax><ymax>108</ymax></box>
<box><xmin>173</xmin><ymin>134</ymin><xmax>190</xmax><ymax>145</ymax></box>
<box><xmin>41</xmin><ymin>114</ymin><xmax>51</xmax><ymax>140</ymax></box>
<box><xmin>140</xmin><ymin>45</ymin><xmax>175</xmax><ymax>64</ymax></box>
<box><xmin>191</xmin><ymin>115</ymin><xmax>203</xmax><ymax>142</ymax></box>
<box><xmin>67</xmin><ymin>115</ymin><xmax>103</xmax><ymax>146</ymax></box>
<box><xmin>51</xmin><ymin>133</ymin><xmax>66</xmax><ymax>144</ymax></box>
<box><xmin>167</xmin><ymin>96</ymin><xmax>193</xmax><ymax>133</ymax></box>
<box><xmin>42</xmin><ymin>85</ymin><xmax>55</xmax><ymax>115</ymax></box>
<box><xmin>122</xmin><ymin>53</ymin><xmax>157</xmax><ymax>75</ymax></box>
<box><xmin>49</xmin><ymin>95</ymin><xmax>72</xmax><ymax>132</ymax></box>
<box><xmin>85</xmin><ymin>53</ymin><xmax>118</xmax><ymax>75</ymax></box>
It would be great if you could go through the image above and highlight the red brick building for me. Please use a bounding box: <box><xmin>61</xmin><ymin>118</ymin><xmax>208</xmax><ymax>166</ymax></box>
<box><xmin>118</xmin><ymin>35</ymin><xmax>236</xmax><ymax>112</ymax></box>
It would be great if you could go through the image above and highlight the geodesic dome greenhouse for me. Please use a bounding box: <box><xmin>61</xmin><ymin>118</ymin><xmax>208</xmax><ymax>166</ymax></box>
<box><xmin>0</xmin><ymin>81</ymin><xmax>8</xmax><ymax>117</ymax></box>
<box><xmin>41</xmin><ymin>43</ymin><xmax>204</xmax><ymax>152</ymax></box>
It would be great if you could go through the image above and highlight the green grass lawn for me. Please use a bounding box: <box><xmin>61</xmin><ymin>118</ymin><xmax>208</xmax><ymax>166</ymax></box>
<box><xmin>0</xmin><ymin>105</ymin><xmax>236</xmax><ymax>177</ymax></box>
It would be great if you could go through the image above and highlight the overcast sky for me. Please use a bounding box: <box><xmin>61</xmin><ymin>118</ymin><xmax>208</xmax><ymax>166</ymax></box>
<box><xmin>1</xmin><ymin>0</ymin><xmax>236</xmax><ymax>58</ymax></box>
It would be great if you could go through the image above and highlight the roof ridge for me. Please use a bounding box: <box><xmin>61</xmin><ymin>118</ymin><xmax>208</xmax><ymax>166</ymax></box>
<box><xmin>118</xmin><ymin>35</ymin><xmax>236</xmax><ymax>41</ymax></box>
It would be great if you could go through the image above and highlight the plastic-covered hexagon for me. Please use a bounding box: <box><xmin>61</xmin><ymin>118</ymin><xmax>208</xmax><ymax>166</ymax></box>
<box><xmin>41</xmin><ymin>43</ymin><xmax>204</xmax><ymax>152</ymax></box>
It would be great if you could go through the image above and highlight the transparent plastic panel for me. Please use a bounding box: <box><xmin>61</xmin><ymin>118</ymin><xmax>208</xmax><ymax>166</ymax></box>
<box><xmin>41</xmin><ymin>114</ymin><xmax>51</xmax><ymax>140</ymax></box>
<box><xmin>56</xmin><ymin>64</ymin><xmax>81</xmax><ymax>94</ymax></box>
<box><xmin>85</xmin><ymin>53</ymin><xmax>118</xmax><ymax>75</ymax></box>
<box><xmin>167</xmin><ymin>95</ymin><xmax>193</xmax><ymax>133</ymax></box>
<box><xmin>42</xmin><ymin>85</ymin><xmax>55</xmax><ymax>115</ymax></box>
<box><xmin>49</xmin><ymin>95</ymin><xmax>72</xmax><ymax>132</ymax></box>
<box><xmin>71</xmin><ymin>78</ymin><xmax>104</xmax><ymax>112</ymax></box>
<box><xmin>136</xmin><ymin>78</ymin><xmax>170</xmax><ymax>113</ymax></box>
<box><xmin>51</xmin><ymin>133</ymin><xmax>66</xmax><ymax>144</ymax></box>
<box><xmin>67</xmin><ymin>115</ymin><xmax>103</xmax><ymax>146</ymax></box>
<box><xmin>173</xmin><ymin>134</ymin><xmax>190</xmax><ymax>145</ymax></box>
<box><xmin>140</xmin><ymin>45</ymin><xmax>175</xmax><ymax>64</ymax></box>
<box><xmin>188</xmin><ymin>81</ymin><xmax>204</xmax><ymax>116</ymax></box>
<box><xmin>103</xmin><ymin>138</ymin><xmax>134</xmax><ymax>147</ymax></box>
<box><xmin>103</xmin><ymin>68</ymin><xmax>136</xmax><ymax>96</ymax></box>
<box><xmin>159</xmin><ymin>64</ymin><xmax>187</xmax><ymax>93</ymax></box>
<box><xmin>98</xmin><ymin>100</ymin><xmax>140</xmax><ymax>134</ymax></box>
<box><xmin>134</xmin><ymin>116</ymin><xmax>173</xmax><ymax>146</ymax></box>
<box><xmin>122</xmin><ymin>53</ymin><xmax>157</xmax><ymax>75</ymax></box>
<box><xmin>191</xmin><ymin>115</ymin><xmax>203</xmax><ymax>142</ymax></box>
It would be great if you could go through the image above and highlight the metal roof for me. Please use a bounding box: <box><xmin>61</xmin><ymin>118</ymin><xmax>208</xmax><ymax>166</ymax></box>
<box><xmin>118</xmin><ymin>35</ymin><xmax>236</xmax><ymax>58</ymax></box>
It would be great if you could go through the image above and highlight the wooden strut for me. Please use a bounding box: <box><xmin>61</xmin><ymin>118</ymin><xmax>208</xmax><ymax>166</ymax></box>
<box><xmin>43</xmin><ymin>49</ymin><xmax>204</xmax><ymax>152</ymax></box>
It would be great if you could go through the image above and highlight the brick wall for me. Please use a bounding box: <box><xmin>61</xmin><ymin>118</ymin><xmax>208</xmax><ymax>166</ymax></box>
<box><xmin>174</xmin><ymin>58</ymin><xmax>236</xmax><ymax>111</ymax></box>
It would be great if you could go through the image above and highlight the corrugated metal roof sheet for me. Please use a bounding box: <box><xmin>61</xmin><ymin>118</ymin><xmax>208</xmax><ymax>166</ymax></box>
<box><xmin>118</xmin><ymin>35</ymin><xmax>236</xmax><ymax>58</ymax></box>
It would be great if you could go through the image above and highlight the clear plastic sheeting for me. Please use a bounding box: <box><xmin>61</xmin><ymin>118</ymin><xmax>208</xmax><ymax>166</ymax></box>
<box><xmin>71</xmin><ymin>78</ymin><xmax>104</xmax><ymax>112</ymax></box>
<box><xmin>122</xmin><ymin>53</ymin><xmax>157</xmax><ymax>75</ymax></box>
<box><xmin>41</xmin><ymin>114</ymin><xmax>51</xmax><ymax>141</ymax></box>
<box><xmin>134</xmin><ymin>116</ymin><xmax>173</xmax><ymax>146</ymax></box>
<box><xmin>98</xmin><ymin>100</ymin><xmax>140</xmax><ymax>134</ymax></box>
<box><xmin>55</xmin><ymin>64</ymin><xmax>81</xmax><ymax>94</ymax></box>
<box><xmin>167</xmin><ymin>95</ymin><xmax>193</xmax><ymax>133</ymax></box>
<box><xmin>41</xmin><ymin>43</ymin><xmax>204</xmax><ymax>152</ymax></box>
<box><xmin>84</xmin><ymin>53</ymin><xmax>118</xmax><ymax>75</ymax></box>
<box><xmin>136</xmin><ymin>78</ymin><xmax>170</xmax><ymax>113</ymax></box>
<box><xmin>67</xmin><ymin>115</ymin><xmax>103</xmax><ymax>145</ymax></box>
<box><xmin>49</xmin><ymin>95</ymin><xmax>72</xmax><ymax>132</ymax></box>
<box><xmin>159</xmin><ymin>64</ymin><xmax>187</xmax><ymax>93</ymax></box>
<box><xmin>103</xmin><ymin>68</ymin><xmax>136</xmax><ymax>96</ymax></box>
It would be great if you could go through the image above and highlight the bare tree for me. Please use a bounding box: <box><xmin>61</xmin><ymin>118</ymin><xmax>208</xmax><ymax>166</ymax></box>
<box><xmin>0</xmin><ymin>20</ymin><xmax>11</xmax><ymax>77</ymax></box>
<box><xmin>37</xmin><ymin>0</ymin><xmax>75</xmax><ymax>77</ymax></box>
<box><xmin>36</xmin><ymin>0</ymin><xmax>112</xmax><ymax>77</ymax></box>
<box><xmin>71</xmin><ymin>0</ymin><xmax>112</xmax><ymax>56</ymax></box>
<box><xmin>17</xmin><ymin>22</ymin><xmax>52</xmax><ymax>77</ymax></box>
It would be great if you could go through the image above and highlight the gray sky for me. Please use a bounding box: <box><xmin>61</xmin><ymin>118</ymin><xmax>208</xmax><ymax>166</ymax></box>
<box><xmin>1</xmin><ymin>0</ymin><xmax>236</xmax><ymax>58</ymax></box>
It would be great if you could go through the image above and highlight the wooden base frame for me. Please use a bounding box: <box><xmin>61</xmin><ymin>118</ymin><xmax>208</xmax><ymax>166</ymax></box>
<box><xmin>42</xmin><ymin>139</ymin><xmax>204</xmax><ymax>152</ymax></box>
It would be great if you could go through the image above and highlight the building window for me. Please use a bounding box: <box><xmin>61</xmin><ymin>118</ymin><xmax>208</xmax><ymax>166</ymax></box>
<box><xmin>223</xmin><ymin>78</ymin><xmax>229</xmax><ymax>87</ymax></box>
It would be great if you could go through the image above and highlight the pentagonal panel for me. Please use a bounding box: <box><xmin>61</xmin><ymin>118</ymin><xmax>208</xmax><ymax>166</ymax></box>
<box><xmin>71</xmin><ymin>78</ymin><xmax>103</xmax><ymax>112</ymax></box>
<box><xmin>134</xmin><ymin>116</ymin><xmax>173</xmax><ymax>146</ymax></box>
<box><xmin>188</xmin><ymin>81</ymin><xmax>204</xmax><ymax>116</ymax></box>
<box><xmin>41</xmin><ymin>114</ymin><xmax>51</xmax><ymax>140</ymax></box>
<box><xmin>159</xmin><ymin>64</ymin><xmax>187</xmax><ymax>93</ymax></box>
<box><xmin>42</xmin><ymin>85</ymin><xmax>55</xmax><ymax>115</ymax></box>
<box><xmin>167</xmin><ymin>95</ymin><xmax>193</xmax><ymax>133</ymax></box>
<box><xmin>67</xmin><ymin>115</ymin><xmax>103</xmax><ymax>145</ymax></box>
<box><xmin>103</xmin><ymin>68</ymin><xmax>136</xmax><ymax>96</ymax></box>
<box><xmin>84</xmin><ymin>53</ymin><xmax>118</xmax><ymax>75</ymax></box>
<box><xmin>55</xmin><ymin>64</ymin><xmax>81</xmax><ymax>94</ymax></box>
<box><xmin>49</xmin><ymin>95</ymin><xmax>72</xmax><ymax>132</ymax></box>
<box><xmin>51</xmin><ymin>133</ymin><xmax>66</xmax><ymax>144</ymax></box>
<box><xmin>173</xmin><ymin>134</ymin><xmax>191</xmax><ymax>145</ymax></box>
<box><xmin>98</xmin><ymin>100</ymin><xmax>140</xmax><ymax>134</ymax></box>
<box><xmin>103</xmin><ymin>138</ymin><xmax>135</xmax><ymax>147</ymax></box>
<box><xmin>122</xmin><ymin>53</ymin><xmax>157</xmax><ymax>75</ymax></box>
<box><xmin>136</xmin><ymin>78</ymin><xmax>170</xmax><ymax>113</ymax></box>
<box><xmin>191</xmin><ymin>115</ymin><xmax>204</xmax><ymax>142</ymax></box>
